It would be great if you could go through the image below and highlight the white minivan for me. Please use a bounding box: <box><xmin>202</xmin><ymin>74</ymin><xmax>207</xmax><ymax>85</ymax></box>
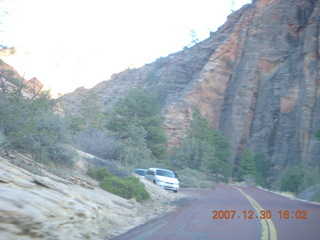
<box><xmin>145</xmin><ymin>168</ymin><xmax>179</xmax><ymax>193</ymax></box>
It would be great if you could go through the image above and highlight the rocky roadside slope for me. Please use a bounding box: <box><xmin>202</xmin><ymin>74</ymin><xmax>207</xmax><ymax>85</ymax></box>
<box><xmin>0</xmin><ymin>151</ymin><xmax>186</xmax><ymax>240</ymax></box>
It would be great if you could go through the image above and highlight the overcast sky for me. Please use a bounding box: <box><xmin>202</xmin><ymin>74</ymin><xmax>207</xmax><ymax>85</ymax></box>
<box><xmin>0</xmin><ymin>0</ymin><xmax>251</xmax><ymax>97</ymax></box>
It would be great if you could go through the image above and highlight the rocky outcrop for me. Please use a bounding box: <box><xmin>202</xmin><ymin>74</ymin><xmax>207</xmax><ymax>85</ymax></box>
<box><xmin>0</xmin><ymin>152</ymin><xmax>184</xmax><ymax>239</ymax></box>
<box><xmin>60</xmin><ymin>0</ymin><xmax>320</xmax><ymax>173</ymax></box>
<box><xmin>0</xmin><ymin>60</ymin><xmax>44</xmax><ymax>99</ymax></box>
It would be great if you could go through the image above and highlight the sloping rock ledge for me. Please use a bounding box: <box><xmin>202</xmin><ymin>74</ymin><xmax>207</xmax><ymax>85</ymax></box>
<box><xmin>0</xmin><ymin>152</ymin><xmax>185</xmax><ymax>240</ymax></box>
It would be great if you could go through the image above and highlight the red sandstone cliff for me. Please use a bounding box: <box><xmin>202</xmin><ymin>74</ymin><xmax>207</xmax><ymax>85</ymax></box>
<box><xmin>60</xmin><ymin>0</ymin><xmax>320</xmax><ymax>172</ymax></box>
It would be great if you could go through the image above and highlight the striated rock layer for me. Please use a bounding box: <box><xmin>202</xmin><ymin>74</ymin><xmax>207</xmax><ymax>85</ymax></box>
<box><xmin>60</xmin><ymin>0</ymin><xmax>320</xmax><ymax>173</ymax></box>
<box><xmin>0</xmin><ymin>152</ymin><xmax>183</xmax><ymax>239</ymax></box>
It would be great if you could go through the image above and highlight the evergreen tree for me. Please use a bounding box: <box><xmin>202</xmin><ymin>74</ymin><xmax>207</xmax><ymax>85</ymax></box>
<box><xmin>236</xmin><ymin>149</ymin><xmax>257</xmax><ymax>182</ymax></box>
<box><xmin>0</xmin><ymin>91</ymin><xmax>73</xmax><ymax>165</ymax></box>
<box><xmin>106</xmin><ymin>88</ymin><xmax>167</xmax><ymax>160</ymax></box>
<box><xmin>172</xmin><ymin>136</ymin><xmax>214</xmax><ymax>170</ymax></box>
<box><xmin>119</xmin><ymin>120</ymin><xmax>152</xmax><ymax>168</ymax></box>
<box><xmin>80</xmin><ymin>89</ymin><xmax>106</xmax><ymax>129</ymax></box>
<box><xmin>210</xmin><ymin>130</ymin><xmax>231</xmax><ymax>181</ymax></box>
<box><xmin>170</xmin><ymin>108</ymin><xmax>231</xmax><ymax>182</ymax></box>
<box><xmin>278</xmin><ymin>163</ymin><xmax>306</xmax><ymax>193</ymax></box>
<box><xmin>188</xmin><ymin>108</ymin><xmax>212</xmax><ymax>142</ymax></box>
<box><xmin>255</xmin><ymin>153</ymin><xmax>271</xmax><ymax>187</ymax></box>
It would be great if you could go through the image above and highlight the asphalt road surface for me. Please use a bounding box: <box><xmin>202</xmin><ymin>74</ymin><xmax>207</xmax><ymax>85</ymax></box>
<box><xmin>111</xmin><ymin>184</ymin><xmax>320</xmax><ymax>240</ymax></box>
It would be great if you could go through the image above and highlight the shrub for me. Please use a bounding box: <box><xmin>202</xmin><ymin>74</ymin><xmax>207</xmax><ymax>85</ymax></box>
<box><xmin>277</xmin><ymin>164</ymin><xmax>306</xmax><ymax>194</ymax></box>
<box><xmin>99</xmin><ymin>175</ymin><xmax>150</xmax><ymax>202</ymax></box>
<box><xmin>170</xmin><ymin>109</ymin><xmax>231</xmax><ymax>181</ymax></box>
<box><xmin>176</xmin><ymin>168</ymin><xmax>212</xmax><ymax>188</ymax></box>
<box><xmin>30</xmin><ymin>111</ymin><xmax>74</xmax><ymax>166</ymax></box>
<box><xmin>123</xmin><ymin>176</ymin><xmax>151</xmax><ymax>202</ymax></box>
<box><xmin>73</xmin><ymin>128</ymin><xmax>121</xmax><ymax>160</ymax></box>
<box><xmin>79</xmin><ymin>89</ymin><xmax>107</xmax><ymax>129</ymax></box>
<box><xmin>298</xmin><ymin>184</ymin><xmax>320</xmax><ymax>202</ymax></box>
<box><xmin>311</xmin><ymin>185</ymin><xmax>320</xmax><ymax>202</ymax></box>
<box><xmin>0</xmin><ymin>93</ymin><xmax>74</xmax><ymax>166</ymax></box>
<box><xmin>235</xmin><ymin>149</ymin><xmax>257</xmax><ymax>182</ymax></box>
<box><xmin>87</xmin><ymin>167</ymin><xmax>113</xmax><ymax>181</ymax></box>
<box><xmin>119</xmin><ymin>120</ymin><xmax>152</xmax><ymax>168</ymax></box>
<box><xmin>100</xmin><ymin>175</ymin><xmax>131</xmax><ymax>198</ymax></box>
<box><xmin>87</xmin><ymin>167</ymin><xmax>150</xmax><ymax>202</ymax></box>
<box><xmin>277</xmin><ymin>164</ymin><xmax>320</xmax><ymax>202</ymax></box>
<box><xmin>106</xmin><ymin>88</ymin><xmax>168</xmax><ymax>160</ymax></box>
<box><xmin>85</xmin><ymin>157</ymin><xmax>130</xmax><ymax>178</ymax></box>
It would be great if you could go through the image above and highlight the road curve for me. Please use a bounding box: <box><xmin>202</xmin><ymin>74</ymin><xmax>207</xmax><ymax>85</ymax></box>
<box><xmin>110</xmin><ymin>184</ymin><xmax>320</xmax><ymax>240</ymax></box>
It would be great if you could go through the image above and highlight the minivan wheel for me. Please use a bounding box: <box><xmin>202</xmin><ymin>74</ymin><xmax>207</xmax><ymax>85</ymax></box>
<box><xmin>153</xmin><ymin>180</ymin><xmax>156</xmax><ymax>184</ymax></box>
<box><xmin>174</xmin><ymin>190</ymin><xmax>178</xmax><ymax>193</ymax></box>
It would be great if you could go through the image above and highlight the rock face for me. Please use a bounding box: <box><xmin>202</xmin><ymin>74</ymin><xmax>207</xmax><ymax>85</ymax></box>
<box><xmin>60</xmin><ymin>0</ymin><xmax>320</xmax><ymax>173</ymax></box>
<box><xmin>0</xmin><ymin>60</ymin><xmax>44</xmax><ymax>99</ymax></box>
<box><xmin>0</xmin><ymin>152</ymin><xmax>184</xmax><ymax>239</ymax></box>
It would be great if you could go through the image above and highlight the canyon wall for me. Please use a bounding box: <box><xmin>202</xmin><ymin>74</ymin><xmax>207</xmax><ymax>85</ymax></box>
<box><xmin>60</xmin><ymin>0</ymin><xmax>320</xmax><ymax>172</ymax></box>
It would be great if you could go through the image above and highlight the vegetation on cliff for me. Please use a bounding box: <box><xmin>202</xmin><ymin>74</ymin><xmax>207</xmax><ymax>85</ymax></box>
<box><xmin>170</xmin><ymin>109</ymin><xmax>232</xmax><ymax>183</ymax></box>
<box><xmin>235</xmin><ymin>150</ymin><xmax>257</xmax><ymax>182</ymax></box>
<box><xmin>234</xmin><ymin>150</ymin><xmax>271</xmax><ymax>188</ymax></box>
<box><xmin>70</xmin><ymin>87</ymin><xmax>168</xmax><ymax>168</ymax></box>
<box><xmin>0</xmin><ymin>67</ymin><xmax>153</xmax><ymax>202</ymax></box>
<box><xmin>106</xmin><ymin>88</ymin><xmax>168</xmax><ymax>161</ymax></box>
<box><xmin>0</xmin><ymin>73</ymin><xmax>74</xmax><ymax>166</ymax></box>
<box><xmin>3</xmin><ymin>0</ymin><xmax>320</xmax><ymax>202</ymax></box>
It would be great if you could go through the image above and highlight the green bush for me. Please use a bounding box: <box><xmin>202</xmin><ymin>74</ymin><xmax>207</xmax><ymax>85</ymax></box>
<box><xmin>0</xmin><ymin>93</ymin><xmax>74</xmax><ymax>166</ymax></box>
<box><xmin>170</xmin><ymin>109</ymin><xmax>231</xmax><ymax>181</ymax></box>
<box><xmin>235</xmin><ymin>149</ymin><xmax>257</xmax><ymax>183</ymax></box>
<box><xmin>99</xmin><ymin>175</ymin><xmax>150</xmax><ymax>202</ymax></box>
<box><xmin>106</xmin><ymin>88</ymin><xmax>168</xmax><ymax>161</ymax></box>
<box><xmin>85</xmin><ymin>158</ymin><xmax>130</xmax><ymax>178</ymax></box>
<box><xmin>277</xmin><ymin>163</ymin><xmax>319</xmax><ymax>194</ymax></box>
<box><xmin>87</xmin><ymin>167</ymin><xmax>113</xmax><ymax>181</ymax></box>
<box><xmin>100</xmin><ymin>175</ymin><xmax>131</xmax><ymax>199</ymax></box>
<box><xmin>119</xmin><ymin>120</ymin><xmax>152</xmax><ymax>168</ymax></box>
<box><xmin>73</xmin><ymin>128</ymin><xmax>121</xmax><ymax>160</ymax></box>
<box><xmin>123</xmin><ymin>176</ymin><xmax>151</xmax><ymax>202</ymax></box>
<box><xmin>176</xmin><ymin>168</ymin><xmax>212</xmax><ymax>188</ymax></box>
<box><xmin>88</xmin><ymin>167</ymin><xmax>150</xmax><ymax>202</ymax></box>
<box><xmin>278</xmin><ymin>163</ymin><xmax>306</xmax><ymax>194</ymax></box>
<box><xmin>31</xmin><ymin>111</ymin><xmax>74</xmax><ymax>166</ymax></box>
<box><xmin>277</xmin><ymin>164</ymin><xmax>320</xmax><ymax>202</ymax></box>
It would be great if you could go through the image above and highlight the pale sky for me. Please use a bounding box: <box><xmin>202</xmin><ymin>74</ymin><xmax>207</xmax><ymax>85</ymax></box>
<box><xmin>0</xmin><ymin>0</ymin><xmax>251</xmax><ymax>97</ymax></box>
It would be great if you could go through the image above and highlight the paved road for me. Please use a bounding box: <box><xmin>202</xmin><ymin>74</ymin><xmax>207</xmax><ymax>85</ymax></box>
<box><xmin>111</xmin><ymin>184</ymin><xmax>320</xmax><ymax>240</ymax></box>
